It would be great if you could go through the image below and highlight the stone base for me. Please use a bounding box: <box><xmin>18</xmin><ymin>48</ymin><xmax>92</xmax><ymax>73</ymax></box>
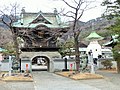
<box><xmin>62</xmin><ymin>69</ymin><xmax>69</xmax><ymax>71</ymax></box>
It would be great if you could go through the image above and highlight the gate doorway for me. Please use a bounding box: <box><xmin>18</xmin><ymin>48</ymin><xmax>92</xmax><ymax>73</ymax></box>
<box><xmin>32</xmin><ymin>56</ymin><xmax>50</xmax><ymax>71</ymax></box>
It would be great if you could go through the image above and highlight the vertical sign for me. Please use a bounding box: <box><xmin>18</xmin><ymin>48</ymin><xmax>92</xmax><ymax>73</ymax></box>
<box><xmin>26</xmin><ymin>64</ymin><xmax>28</xmax><ymax>73</ymax></box>
<box><xmin>70</xmin><ymin>63</ymin><xmax>73</xmax><ymax>71</ymax></box>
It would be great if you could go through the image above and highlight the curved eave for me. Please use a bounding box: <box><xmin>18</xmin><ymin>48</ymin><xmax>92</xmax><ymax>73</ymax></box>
<box><xmin>13</xmin><ymin>23</ymin><xmax>70</xmax><ymax>29</ymax></box>
<box><xmin>86</xmin><ymin>37</ymin><xmax>104</xmax><ymax>41</ymax></box>
<box><xmin>103</xmin><ymin>40</ymin><xmax>117</xmax><ymax>47</ymax></box>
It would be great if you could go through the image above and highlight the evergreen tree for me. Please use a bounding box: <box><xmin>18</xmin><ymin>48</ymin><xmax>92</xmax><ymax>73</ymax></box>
<box><xmin>102</xmin><ymin>0</ymin><xmax>120</xmax><ymax>73</ymax></box>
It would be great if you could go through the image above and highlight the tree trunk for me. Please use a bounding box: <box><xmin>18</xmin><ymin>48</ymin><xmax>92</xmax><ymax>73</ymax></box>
<box><xmin>12</xmin><ymin>28</ymin><xmax>20</xmax><ymax>61</ymax></box>
<box><xmin>74</xmin><ymin>37</ymin><xmax>80</xmax><ymax>72</ymax></box>
<box><xmin>117</xmin><ymin>60</ymin><xmax>120</xmax><ymax>73</ymax></box>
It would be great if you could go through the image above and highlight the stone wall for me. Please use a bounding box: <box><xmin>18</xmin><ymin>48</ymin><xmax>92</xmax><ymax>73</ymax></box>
<box><xmin>54</xmin><ymin>59</ymin><xmax>76</xmax><ymax>72</ymax></box>
<box><xmin>20</xmin><ymin>51</ymin><xmax>62</xmax><ymax>72</ymax></box>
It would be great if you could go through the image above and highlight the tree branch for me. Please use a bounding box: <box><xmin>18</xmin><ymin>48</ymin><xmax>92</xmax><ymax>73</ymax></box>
<box><xmin>63</xmin><ymin>14</ymin><xmax>75</xmax><ymax>19</ymax></box>
<box><xmin>10</xmin><ymin>3</ymin><xmax>19</xmax><ymax>17</ymax></box>
<box><xmin>1</xmin><ymin>15</ymin><xmax>10</xmax><ymax>27</ymax></box>
<box><xmin>77</xmin><ymin>9</ymin><xmax>84</xmax><ymax>20</ymax></box>
<box><xmin>76</xmin><ymin>0</ymin><xmax>83</xmax><ymax>10</ymax></box>
<box><xmin>74</xmin><ymin>0</ymin><xmax>79</xmax><ymax>4</ymax></box>
<box><xmin>62</xmin><ymin>0</ymin><xmax>76</xmax><ymax>9</ymax></box>
<box><xmin>64</xmin><ymin>11</ymin><xmax>76</xmax><ymax>15</ymax></box>
<box><xmin>77</xmin><ymin>2</ymin><xmax>96</xmax><ymax>20</ymax></box>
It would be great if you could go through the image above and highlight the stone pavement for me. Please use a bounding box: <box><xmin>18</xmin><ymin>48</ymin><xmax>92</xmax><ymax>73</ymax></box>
<box><xmin>97</xmin><ymin>70</ymin><xmax>120</xmax><ymax>86</ymax></box>
<box><xmin>33</xmin><ymin>71</ymin><xmax>120</xmax><ymax>90</ymax></box>
<box><xmin>80</xmin><ymin>70</ymin><xmax>120</xmax><ymax>90</ymax></box>
<box><xmin>33</xmin><ymin>71</ymin><xmax>100</xmax><ymax>90</ymax></box>
<box><xmin>0</xmin><ymin>71</ymin><xmax>120</xmax><ymax>90</ymax></box>
<box><xmin>0</xmin><ymin>81</ymin><xmax>34</xmax><ymax>90</ymax></box>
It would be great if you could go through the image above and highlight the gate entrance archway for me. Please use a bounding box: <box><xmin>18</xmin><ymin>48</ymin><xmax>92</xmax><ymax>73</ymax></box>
<box><xmin>32</xmin><ymin>56</ymin><xmax>50</xmax><ymax>71</ymax></box>
<box><xmin>20</xmin><ymin>47</ymin><xmax>62</xmax><ymax>72</ymax></box>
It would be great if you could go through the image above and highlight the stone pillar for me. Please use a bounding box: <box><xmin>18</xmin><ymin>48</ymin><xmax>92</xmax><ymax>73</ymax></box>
<box><xmin>49</xmin><ymin>60</ymin><xmax>54</xmax><ymax>73</ymax></box>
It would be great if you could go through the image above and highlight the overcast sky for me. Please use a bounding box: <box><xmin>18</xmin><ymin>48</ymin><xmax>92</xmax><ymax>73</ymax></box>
<box><xmin>0</xmin><ymin>0</ymin><xmax>105</xmax><ymax>22</ymax></box>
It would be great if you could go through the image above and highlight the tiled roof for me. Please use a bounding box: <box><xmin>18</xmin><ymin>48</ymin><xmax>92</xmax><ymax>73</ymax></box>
<box><xmin>12</xmin><ymin>11</ymin><xmax>69</xmax><ymax>29</ymax></box>
<box><xmin>86</xmin><ymin>31</ymin><xmax>104</xmax><ymax>40</ymax></box>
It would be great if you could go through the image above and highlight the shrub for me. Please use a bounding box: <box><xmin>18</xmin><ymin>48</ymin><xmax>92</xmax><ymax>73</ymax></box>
<box><xmin>101</xmin><ymin>60</ymin><xmax>113</xmax><ymax>69</ymax></box>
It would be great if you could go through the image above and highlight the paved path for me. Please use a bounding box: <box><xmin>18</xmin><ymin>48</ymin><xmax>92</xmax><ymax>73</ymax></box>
<box><xmin>0</xmin><ymin>71</ymin><xmax>120</xmax><ymax>90</ymax></box>
<box><xmin>0</xmin><ymin>81</ymin><xmax>34</xmax><ymax>90</ymax></box>
<box><xmin>33</xmin><ymin>71</ymin><xmax>120</xmax><ymax>90</ymax></box>
<box><xmin>79</xmin><ymin>70</ymin><xmax>120</xmax><ymax>90</ymax></box>
<box><xmin>33</xmin><ymin>71</ymin><xmax>100</xmax><ymax>90</ymax></box>
<box><xmin>97</xmin><ymin>70</ymin><xmax>120</xmax><ymax>86</ymax></box>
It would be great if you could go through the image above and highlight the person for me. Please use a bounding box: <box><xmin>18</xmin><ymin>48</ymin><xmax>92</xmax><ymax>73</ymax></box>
<box><xmin>93</xmin><ymin>49</ymin><xmax>98</xmax><ymax>65</ymax></box>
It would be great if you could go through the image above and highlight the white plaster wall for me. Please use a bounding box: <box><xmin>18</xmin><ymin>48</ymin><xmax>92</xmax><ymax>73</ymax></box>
<box><xmin>21</xmin><ymin>61</ymin><xmax>31</xmax><ymax>71</ymax></box>
<box><xmin>87</xmin><ymin>41</ymin><xmax>102</xmax><ymax>58</ymax></box>
<box><xmin>54</xmin><ymin>59</ymin><xmax>76</xmax><ymax>71</ymax></box>
<box><xmin>1</xmin><ymin>63</ymin><xmax>9</xmax><ymax>71</ymax></box>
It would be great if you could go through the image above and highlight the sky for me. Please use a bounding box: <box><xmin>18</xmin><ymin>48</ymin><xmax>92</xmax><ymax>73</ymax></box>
<box><xmin>0</xmin><ymin>0</ymin><xmax>105</xmax><ymax>22</ymax></box>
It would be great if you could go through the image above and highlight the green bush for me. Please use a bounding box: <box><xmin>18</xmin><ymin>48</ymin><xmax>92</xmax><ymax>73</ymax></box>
<box><xmin>101</xmin><ymin>60</ymin><xmax>113</xmax><ymax>69</ymax></box>
<box><xmin>112</xmin><ymin>43</ymin><xmax>120</xmax><ymax>61</ymax></box>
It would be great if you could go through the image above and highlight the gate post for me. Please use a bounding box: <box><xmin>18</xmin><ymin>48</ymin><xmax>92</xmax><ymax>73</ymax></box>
<box><xmin>49</xmin><ymin>60</ymin><xmax>54</xmax><ymax>73</ymax></box>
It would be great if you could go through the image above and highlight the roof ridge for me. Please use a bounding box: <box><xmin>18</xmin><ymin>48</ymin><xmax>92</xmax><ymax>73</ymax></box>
<box><xmin>29</xmin><ymin>11</ymin><xmax>52</xmax><ymax>24</ymax></box>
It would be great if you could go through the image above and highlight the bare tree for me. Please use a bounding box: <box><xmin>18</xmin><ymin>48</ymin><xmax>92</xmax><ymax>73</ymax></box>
<box><xmin>0</xmin><ymin>3</ymin><xmax>20</xmax><ymax>61</ymax></box>
<box><xmin>0</xmin><ymin>27</ymin><xmax>13</xmax><ymax>47</ymax></box>
<box><xmin>57</xmin><ymin>0</ymin><xmax>96</xmax><ymax>72</ymax></box>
